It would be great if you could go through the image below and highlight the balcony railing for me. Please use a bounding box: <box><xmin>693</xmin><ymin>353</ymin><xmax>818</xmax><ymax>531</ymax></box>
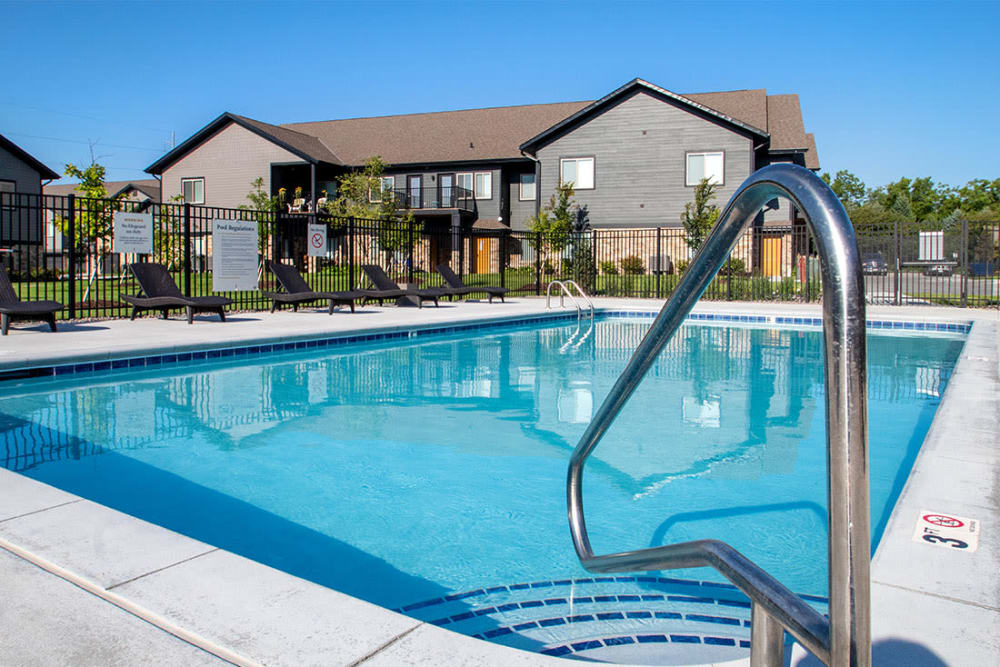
<box><xmin>385</xmin><ymin>185</ymin><xmax>474</xmax><ymax>212</ymax></box>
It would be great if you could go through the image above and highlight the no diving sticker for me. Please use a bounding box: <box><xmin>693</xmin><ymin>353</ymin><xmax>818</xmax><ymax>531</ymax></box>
<box><xmin>912</xmin><ymin>510</ymin><xmax>979</xmax><ymax>552</ymax></box>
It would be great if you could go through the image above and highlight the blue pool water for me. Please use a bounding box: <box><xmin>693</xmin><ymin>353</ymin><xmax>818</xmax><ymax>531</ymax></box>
<box><xmin>0</xmin><ymin>318</ymin><xmax>964</xmax><ymax>654</ymax></box>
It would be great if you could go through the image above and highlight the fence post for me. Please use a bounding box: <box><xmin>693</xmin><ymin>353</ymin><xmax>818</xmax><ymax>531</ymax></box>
<box><xmin>894</xmin><ymin>220</ymin><xmax>902</xmax><ymax>306</ymax></box>
<box><xmin>535</xmin><ymin>231</ymin><xmax>542</xmax><ymax>296</ymax></box>
<box><xmin>348</xmin><ymin>217</ymin><xmax>355</xmax><ymax>289</ymax></box>
<box><xmin>499</xmin><ymin>231</ymin><xmax>508</xmax><ymax>290</ymax></box>
<box><xmin>655</xmin><ymin>227</ymin><xmax>662</xmax><ymax>299</ymax></box>
<box><xmin>67</xmin><ymin>194</ymin><xmax>76</xmax><ymax>319</ymax></box>
<box><xmin>183</xmin><ymin>203</ymin><xmax>192</xmax><ymax>297</ymax></box>
<box><xmin>407</xmin><ymin>219</ymin><xmax>414</xmax><ymax>284</ymax></box>
<box><xmin>960</xmin><ymin>219</ymin><xmax>969</xmax><ymax>307</ymax></box>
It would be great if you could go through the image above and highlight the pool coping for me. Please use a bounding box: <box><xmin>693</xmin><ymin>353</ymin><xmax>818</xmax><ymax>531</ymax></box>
<box><xmin>0</xmin><ymin>299</ymin><xmax>996</xmax><ymax>665</ymax></box>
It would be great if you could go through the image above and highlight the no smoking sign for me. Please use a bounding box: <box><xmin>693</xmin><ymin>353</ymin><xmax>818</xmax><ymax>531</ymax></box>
<box><xmin>912</xmin><ymin>510</ymin><xmax>979</xmax><ymax>552</ymax></box>
<box><xmin>307</xmin><ymin>223</ymin><xmax>327</xmax><ymax>258</ymax></box>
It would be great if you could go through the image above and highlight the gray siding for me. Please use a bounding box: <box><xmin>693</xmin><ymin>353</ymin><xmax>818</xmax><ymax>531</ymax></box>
<box><xmin>0</xmin><ymin>145</ymin><xmax>44</xmax><ymax>195</ymax></box>
<box><xmin>508</xmin><ymin>169</ymin><xmax>536</xmax><ymax>230</ymax></box>
<box><xmin>161</xmin><ymin>123</ymin><xmax>301</xmax><ymax>208</ymax></box>
<box><xmin>535</xmin><ymin>91</ymin><xmax>754</xmax><ymax>228</ymax></box>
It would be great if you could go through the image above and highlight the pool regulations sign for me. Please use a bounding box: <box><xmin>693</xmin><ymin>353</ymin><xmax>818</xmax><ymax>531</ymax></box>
<box><xmin>212</xmin><ymin>218</ymin><xmax>259</xmax><ymax>292</ymax></box>
<box><xmin>112</xmin><ymin>211</ymin><xmax>153</xmax><ymax>254</ymax></box>
<box><xmin>912</xmin><ymin>510</ymin><xmax>979</xmax><ymax>552</ymax></box>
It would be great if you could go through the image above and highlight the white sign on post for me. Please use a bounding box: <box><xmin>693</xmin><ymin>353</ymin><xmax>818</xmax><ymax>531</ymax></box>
<box><xmin>212</xmin><ymin>218</ymin><xmax>259</xmax><ymax>292</ymax></box>
<box><xmin>307</xmin><ymin>223</ymin><xmax>327</xmax><ymax>258</ymax></box>
<box><xmin>113</xmin><ymin>211</ymin><xmax>153</xmax><ymax>254</ymax></box>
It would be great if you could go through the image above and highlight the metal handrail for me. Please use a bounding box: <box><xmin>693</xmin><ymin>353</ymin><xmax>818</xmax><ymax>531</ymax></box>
<box><xmin>566</xmin><ymin>164</ymin><xmax>870</xmax><ymax>666</ymax></box>
<box><xmin>546</xmin><ymin>280</ymin><xmax>595</xmax><ymax>319</ymax></box>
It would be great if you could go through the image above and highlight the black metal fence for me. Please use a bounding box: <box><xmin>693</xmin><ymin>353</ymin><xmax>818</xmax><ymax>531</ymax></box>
<box><xmin>1</xmin><ymin>191</ymin><xmax>997</xmax><ymax>320</ymax></box>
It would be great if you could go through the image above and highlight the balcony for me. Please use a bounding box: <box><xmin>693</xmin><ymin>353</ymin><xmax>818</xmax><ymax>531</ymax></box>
<box><xmin>386</xmin><ymin>186</ymin><xmax>474</xmax><ymax>213</ymax></box>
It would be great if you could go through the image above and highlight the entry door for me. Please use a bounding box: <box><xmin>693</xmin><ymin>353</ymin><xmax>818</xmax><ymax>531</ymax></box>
<box><xmin>475</xmin><ymin>237</ymin><xmax>495</xmax><ymax>274</ymax></box>
<box><xmin>438</xmin><ymin>173</ymin><xmax>454</xmax><ymax>208</ymax></box>
<box><xmin>408</xmin><ymin>176</ymin><xmax>422</xmax><ymax>208</ymax></box>
<box><xmin>762</xmin><ymin>237</ymin><xmax>782</xmax><ymax>277</ymax></box>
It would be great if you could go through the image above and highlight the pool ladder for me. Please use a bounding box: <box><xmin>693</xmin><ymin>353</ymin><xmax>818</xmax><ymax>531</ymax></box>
<box><xmin>545</xmin><ymin>280</ymin><xmax>594</xmax><ymax>319</ymax></box>
<box><xmin>567</xmin><ymin>164</ymin><xmax>870</xmax><ymax>666</ymax></box>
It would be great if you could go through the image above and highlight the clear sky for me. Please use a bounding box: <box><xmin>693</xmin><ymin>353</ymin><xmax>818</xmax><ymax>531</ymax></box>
<box><xmin>2</xmin><ymin>0</ymin><xmax>997</xmax><ymax>191</ymax></box>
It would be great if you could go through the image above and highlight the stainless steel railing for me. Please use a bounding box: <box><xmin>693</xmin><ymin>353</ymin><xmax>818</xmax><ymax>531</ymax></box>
<box><xmin>566</xmin><ymin>164</ymin><xmax>870</xmax><ymax>666</ymax></box>
<box><xmin>546</xmin><ymin>280</ymin><xmax>595</xmax><ymax>319</ymax></box>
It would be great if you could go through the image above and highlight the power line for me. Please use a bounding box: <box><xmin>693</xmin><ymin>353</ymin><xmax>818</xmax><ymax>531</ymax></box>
<box><xmin>0</xmin><ymin>100</ymin><xmax>172</xmax><ymax>134</ymax></box>
<box><xmin>4</xmin><ymin>131</ymin><xmax>163</xmax><ymax>152</ymax></box>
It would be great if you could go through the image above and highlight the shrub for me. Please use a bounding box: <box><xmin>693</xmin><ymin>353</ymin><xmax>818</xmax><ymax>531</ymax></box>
<box><xmin>720</xmin><ymin>257</ymin><xmax>746</xmax><ymax>275</ymax></box>
<box><xmin>676</xmin><ymin>260</ymin><xmax>689</xmax><ymax>274</ymax></box>
<box><xmin>620</xmin><ymin>255</ymin><xmax>644</xmax><ymax>275</ymax></box>
<box><xmin>561</xmin><ymin>257</ymin><xmax>573</xmax><ymax>274</ymax></box>
<box><xmin>600</xmin><ymin>260</ymin><xmax>619</xmax><ymax>275</ymax></box>
<box><xmin>542</xmin><ymin>259</ymin><xmax>556</xmax><ymax>275</ymax></box>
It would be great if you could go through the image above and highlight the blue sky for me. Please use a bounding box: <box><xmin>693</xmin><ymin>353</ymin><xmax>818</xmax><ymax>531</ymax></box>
<box><xmin>2</xmin><ymin>0</ymin><xmax>997</xmax><ymax>191</ymax></box>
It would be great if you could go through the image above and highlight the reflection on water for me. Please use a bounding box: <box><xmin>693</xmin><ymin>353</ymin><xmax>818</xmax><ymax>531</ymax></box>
<box><xmin>0</xmin><ymin>320</ymin><xmax>964</xmax><ymax>600</ymax></box>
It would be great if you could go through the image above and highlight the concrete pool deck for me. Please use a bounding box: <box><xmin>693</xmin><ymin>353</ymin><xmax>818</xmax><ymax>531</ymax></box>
<box><xmin>0</xmin><ymin>298</ymin><xmax>996</xmax><ymax>666</ymax></box>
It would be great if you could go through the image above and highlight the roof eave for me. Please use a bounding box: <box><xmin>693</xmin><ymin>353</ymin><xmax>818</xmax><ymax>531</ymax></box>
<box><xmin>0</xmin><ymin>134</ymin><xmax>60</xmax><ymax>180</ymax></box>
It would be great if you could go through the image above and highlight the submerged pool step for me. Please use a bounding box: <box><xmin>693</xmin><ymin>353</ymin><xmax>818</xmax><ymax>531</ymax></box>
<box><xmin>396</xmin><ymin>576</ymin><xmax>828</xmax><ymax>660</ymax></box>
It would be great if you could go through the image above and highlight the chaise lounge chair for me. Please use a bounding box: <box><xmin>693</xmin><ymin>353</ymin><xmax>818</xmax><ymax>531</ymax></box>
<box><xmin>0</xmin><ymin>265</ymin><xmax>63</xmax><ymax>335</ymax></box>
<box><xmin>264</xmin><ymin>261</ymin><xmax>364</xmax><ymax>314</ymax></box>
<box><xmin>360</xmin><ymin>264</ymin><xmax>443</xmax><ymax>308</ymax></box>
<box><xmin>436</xmin><ymin>264</ymin><xmax>509</xmax><ymax>303</ymax></box>
<box><xmin>121</xmin><ymin>262</ymin><xmax>232</xmax><ymax>324</ymax></box>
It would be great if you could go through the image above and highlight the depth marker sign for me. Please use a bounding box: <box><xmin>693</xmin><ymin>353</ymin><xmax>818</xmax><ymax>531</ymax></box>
<box><xmin>912</xmin><ymin>510</ymin><xmax>979</xmax><ymax>552</ymax></box>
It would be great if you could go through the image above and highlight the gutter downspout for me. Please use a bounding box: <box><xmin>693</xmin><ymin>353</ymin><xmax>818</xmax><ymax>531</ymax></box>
<box><xmin>520</xmin><ymin>149</ymin><xmax>542</xmax><ymax>218</ymax></box>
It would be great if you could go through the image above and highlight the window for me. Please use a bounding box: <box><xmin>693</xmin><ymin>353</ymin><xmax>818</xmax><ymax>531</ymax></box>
<box><xmin>560</xmin><ymin>157</ymin><xmax>594</xmax><ymax>189</ymax></box>
<box><xmin>0</xmin><ymin>180</ymin><xmax>14</xmax><ymax>194</ymax></box>
<box><xmin>518</xmin><ymin>173</ymin><xmax>536</xmax><ymax>201</ymax></box>
<box><xmin>685</xmin><ymin>152</ymin><xmax>724</xmax><ymax>186</ymax></box>
<box><xmin>474</xmin><ymin>172</ymin><xmax>492</xmax><ymax>199</ymax></box>
<box><xmin>181</xmin><ymin>177</ymin><xmax>205</xmax><ymax>204</ymax></box>
<box><xmin>369</xmin><ymin>176</ymin><xmax>394</xmax><ymax>203</ymax></box>
<box><xmin>457</xmin><ymin>172</ymin><xmax>473</xmax><ymax>194</ymax></box>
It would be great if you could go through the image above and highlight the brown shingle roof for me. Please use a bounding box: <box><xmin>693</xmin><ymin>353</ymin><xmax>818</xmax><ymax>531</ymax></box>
<box><xmin>232</xmin><ymin>114</ymin><xmax>343</xmax><ymax>165</ymax></box>
<box><xmin>684</xmin><ymin>89</ymin><xmax>769</xmax><ymax>134</ymax></box>
<box><xmin>804</xmin><ymin>133</ymin><xmax>819</xmax><ymax>170</ymax></box>
<box><xmin>45</xmin><ymin>178</ymin><xmax>161</xmax><ymax>200</ymax></box>
<box><xmin>282</xmin><ymin>101</ymin><xmax>590</xmax><ymax>165</ymax></box>
<box><xmin>764</xmin><ymin>94</ymin><xmax>809</xmax><ymax>150</ymax></box>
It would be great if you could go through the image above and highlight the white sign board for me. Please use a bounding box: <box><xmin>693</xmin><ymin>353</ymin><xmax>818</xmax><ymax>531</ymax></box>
<box><xmin>113</xmin><ymin>211</ymin><xmax>153</xmax><ymax>254</ymax></box>
<box><xmin>912</xmin><ymin>510</ymin><xmax>979</xmax><ymax>553</ymax></box>
<box><xmin>212</xmin><ymin>218</ymin><xmax>258</xmax><ymax>292</ymax></box>
<box><xmin>918</xmin><ymin>230</ymin><xmax>944</xmax><ymax>261</ymax></box>
<box><xmin>307</xmin><ymin>223</ymin><xmax>327</xmax><ymax>258</ymax></box>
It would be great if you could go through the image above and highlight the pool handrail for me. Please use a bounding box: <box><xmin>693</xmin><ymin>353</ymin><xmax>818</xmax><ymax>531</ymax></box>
<box><xmin>546</xmin><ymin>280</ymin><xmax>594</xmax><ymax>319</ymax></box>
<box><xmin>566</xmin><ymin>164</ymin><xmax>870</xmax><ymax>666</ymax></box>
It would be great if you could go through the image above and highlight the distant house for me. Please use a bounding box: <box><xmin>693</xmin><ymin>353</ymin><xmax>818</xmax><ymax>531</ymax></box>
<box><xmin>144</xmin><ymin>78</ymin><xmax>818</xmax><ymax>234</ymax></box>
<box><xmin>0</xmin><ymin>133</ymin><xmax>60</xmax><ymax>244</ymax></box>
<box><xmin>44</xmin><ymin>178</ymin><xmax>161</xmax><ymax>206</ymax></box>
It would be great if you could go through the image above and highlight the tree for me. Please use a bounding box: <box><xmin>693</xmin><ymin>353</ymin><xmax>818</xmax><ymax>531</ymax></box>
<box><xmin>56</xmin><ymin>162</ymin><xmax>119</xmax><ymax>255</ymax></box>
<box><xmin>528</xmin><ymin>182</ymin><xmax>580</xmax><ymax>255</ymax></box>
<box><xmin>681</xmin><ymin>177</ymin><xmax>721</xmax><ymax>252</ymax></box>
<box><xmin>240</xmin><ymin>177</ymin><xmax>280</xmax><ymax>255</ymax></box>
<box><xmin>821</xmin><ymin>170</ymin><xmax>867</xmax><ymax>209</ymax></box>
<box><xmin>154</xmin><ymin>194</ymin><xmax>185</xmax><ymax>268</ymax></box>
<box><xmin>325</xmin><ymin>156</ymin><xmax>403</xmax><ymax>221</ymax></box>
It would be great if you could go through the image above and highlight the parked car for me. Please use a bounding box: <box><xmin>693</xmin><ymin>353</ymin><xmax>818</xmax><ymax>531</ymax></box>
<box><xmin>861</xmin><ymin>252</ymin><xmax>888</xmax><ymax>276</ymax></box>
<box><xmin>923</xmin><ymin>263</ymin><xmax>954</xmax><ymax>277</ymax></box>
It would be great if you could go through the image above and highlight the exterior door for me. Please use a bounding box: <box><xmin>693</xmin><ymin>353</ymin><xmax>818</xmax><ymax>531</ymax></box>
<box><xmin>408</xmin><ymin>176</ymin><xmax>422</xmax><ymax>209</ymax></box>
<box><xmin>762</xmin><ymin>237</ymin><xmax>782</xmax><ymax>277</ymax></box>
<box><xmin>438</xmin><ymin>173</ymin><xmax>454</xmax><ymax>208</ymax></box>
<box><xmin>475</xmin><ymin>237</ymin><xmax>495</xmax><ymax>274</ymax></box>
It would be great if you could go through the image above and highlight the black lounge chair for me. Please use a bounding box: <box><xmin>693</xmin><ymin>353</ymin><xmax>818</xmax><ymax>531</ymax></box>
<box><xmin>360</xmin><ymin>264</ymin><xmax>443</xmax><ymax>308</ymax></box>
<box><xmin>121</xmin><ymin>262</ymin><xmax>232</xmax><ymax>324</ymax></box>
<box><xmin>436</xmin><ymin>264</ymin><xmax>509</xmax><ymax>303</ymax></box>
<box><xmin>264</xmin><ymin>261</ymin><xmax>364</xmax><ymax>314</ymax></box>
<box><xmin>0</xmin><ymin>265</ymin><xmax>63</xmax><ymax>335</ymax></box>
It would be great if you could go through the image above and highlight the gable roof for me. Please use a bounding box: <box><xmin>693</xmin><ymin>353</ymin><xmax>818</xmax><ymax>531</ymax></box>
<box><xmin>146</xmin><ymin>112</ymin><xmax>342</xmax><ymax>174</ymax></box>
<box><xmin>519</xmin><ymin>79</ymin><xmax>770</xmax><ymax>153</ymax></box>
<box><xmin>45</xmin><ymin>178</ymin><xmax>162</xmax><ymax>201</ymax></box>
<box><xmin>0</xmin><ymin>132</ymin><xmax>60</xmax><ymax>180</ymax></box>
<box><xmin>282</xmin><ymin>101</ymin><xmax>590</xmax><ymax>166</ymax></box>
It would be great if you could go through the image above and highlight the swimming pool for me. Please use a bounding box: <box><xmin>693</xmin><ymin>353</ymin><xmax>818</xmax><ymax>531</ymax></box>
<box><xmin>0</xmin><ymin>316</ymin><xmax>965</xmax><ymax>660</ymax></box>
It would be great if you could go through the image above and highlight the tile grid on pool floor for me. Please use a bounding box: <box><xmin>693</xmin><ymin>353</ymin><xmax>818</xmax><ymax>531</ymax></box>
<box><xmin>0</xmin><ymin>310</ymin><xmax>971</xmax><ymax>382</ymax></box>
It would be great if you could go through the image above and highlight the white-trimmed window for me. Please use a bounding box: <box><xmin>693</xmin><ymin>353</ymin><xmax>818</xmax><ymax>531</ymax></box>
<box><xmin>685</xmin><ymin>152</ymin><xmax>724</xmax><ymax>186</ymax></box>
<box><xmin>559</xmin><ymin>157</ymin><xmax>594</xmax><ymax>189</ymax></box>
<box><xmin>369</xmin><ymin>176</ymin><xmax>394</xmax><ymax>203</ymax></box>
<box><xmin>474</xmin><ymin>172</ymin><xmax>492</xmax><ymax>199</ymax></box>
<box><xmin>181</xmin><ymin>177</ymin><xmax>205</xmax><ymax>204</ymax></box>
<box><xmin>0</xmin><ymin>180</ymin><xmax>15</xmax><ymax>194</ymax></box>
<box><xmin>519</xmin><ymin>173</ymin><xmax>536</xmax><ymax>201</ymax></box>
<box><xmin>457</xmin><ymin>172</ymin><xmax>473</xmax><ymax>194</ymax></box>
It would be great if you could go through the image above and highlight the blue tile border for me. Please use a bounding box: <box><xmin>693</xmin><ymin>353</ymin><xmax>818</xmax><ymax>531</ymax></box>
<box><xmin>0</xmin><ymin>309</ymin><xmax>971</xmax><ymax>383</ymax></box>
<box><xmin>540</xmin><ymin>632</ymin><xmax>748</xmax><ymax>656</ymax></box>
